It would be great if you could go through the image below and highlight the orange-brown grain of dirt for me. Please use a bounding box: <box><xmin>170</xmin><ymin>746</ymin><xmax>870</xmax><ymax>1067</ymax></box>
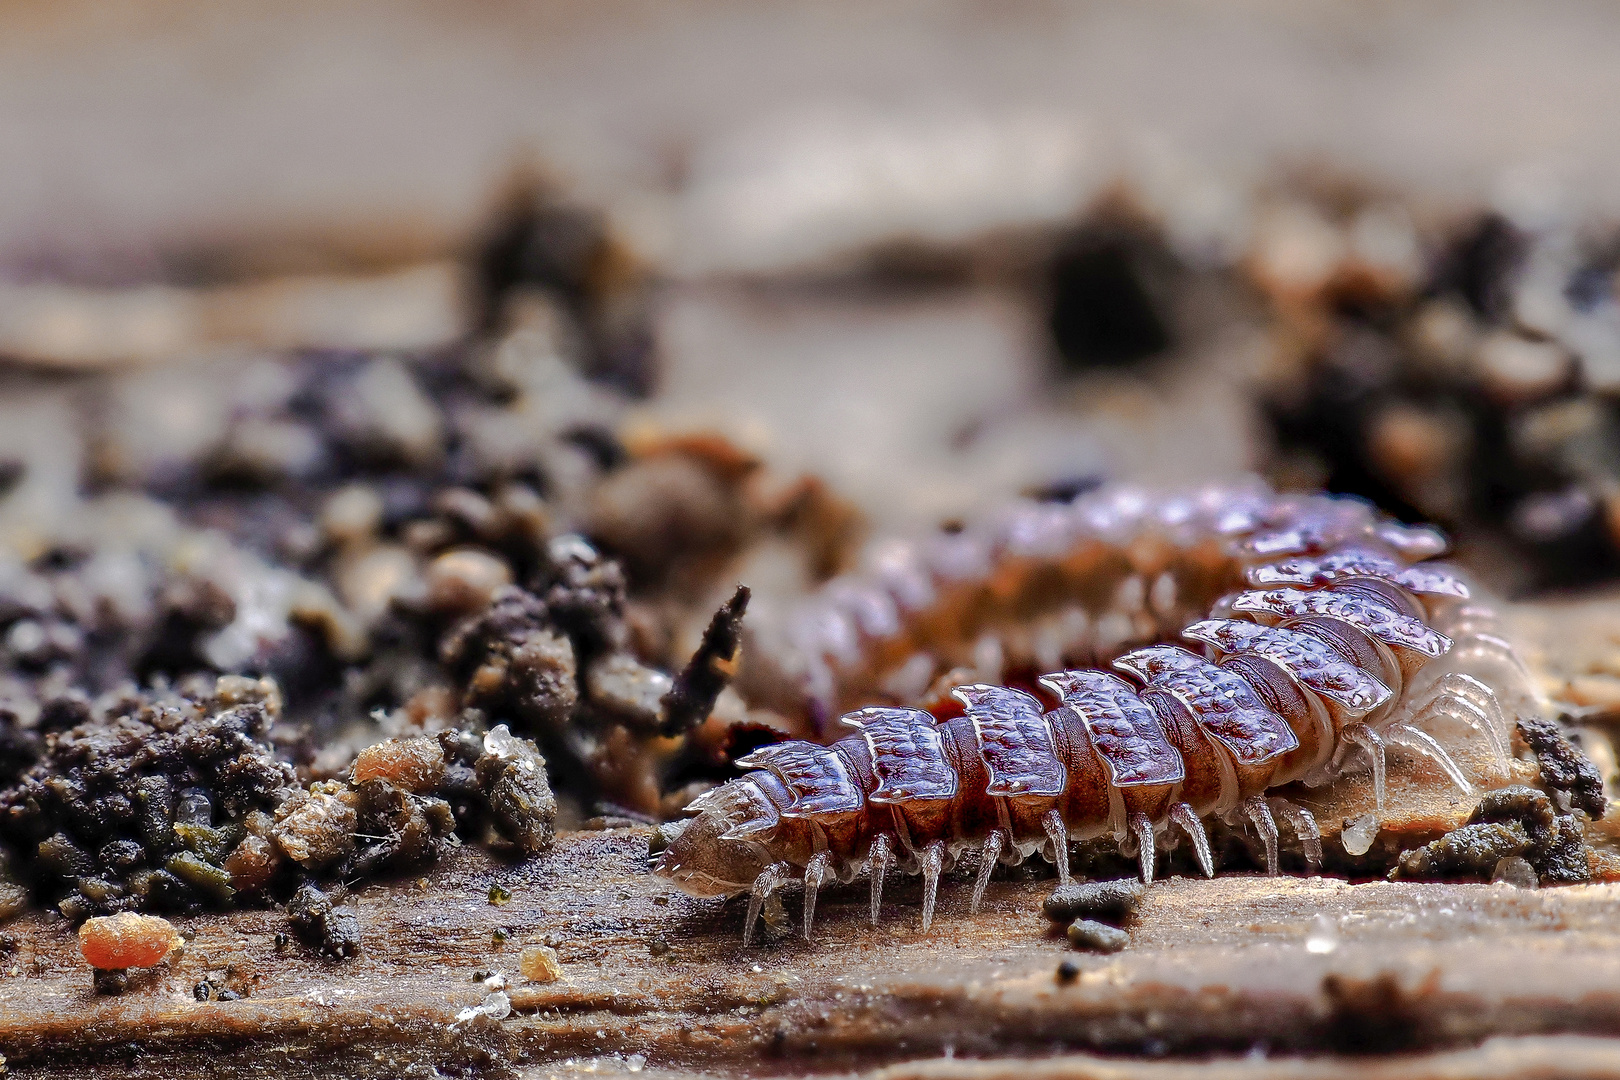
<box><xmin>351</xmin><ymin>736</ymin><xmax>446</xmax><ymax>793</ymax></box>
<box><xmin>76</xmin><ymin>912</ymin><xmax>183</xmax><ymax>970</ymax></box>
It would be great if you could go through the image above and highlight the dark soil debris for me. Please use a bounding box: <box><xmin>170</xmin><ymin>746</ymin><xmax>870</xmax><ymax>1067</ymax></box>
<box><xmin>1042</xmin><ymin>879</ymin><xmax>1146</xmax><ymax>925</ymax></box>
<box><xmin>1517</xmin><ymin>715</ymin><xmax>1609</xmax><ymax>819</ymax></box>
<box><xmin>0</xmin><ymin>675</ymin><xmax>294</xmax><ymax>922</ymax></box>
<box><xmin>1391</xmin><ymin>785</ymin><xmax>1591</xmax><ymax>885</ymax></box>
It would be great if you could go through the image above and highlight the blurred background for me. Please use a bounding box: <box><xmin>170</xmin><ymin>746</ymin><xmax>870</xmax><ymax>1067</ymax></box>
<box><xmin>4</xmin><ymin>0</ymin><xmax>1620</xmax><ymax>763</ymax></box>
<box><xmin>0</xmin><ymin>0</ymin><xmax>1618</xmax><ymax>845</ymax></box>
<box><xmin>4</xmin><ymin>0</ymin><xmax>1620</xmax><ymax>565</ymax></box>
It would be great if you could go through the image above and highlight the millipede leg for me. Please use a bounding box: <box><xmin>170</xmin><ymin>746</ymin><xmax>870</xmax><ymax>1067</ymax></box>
<box><xmin>744</xmin><ymin>862</ymin><xmax>792</xmax><ymax>946</ymax></box>
<box><xmin>1344</xmin><ymin>724</ymin><xmax>1387</xmax><ymax>812</ymax></box>
<box><xmin>1242</xmin><ymin>795</ymin><xmax>1279</xmax><ymax>876</ymax></box>
<box><xmin>1268</xmin><ymin>797</ymin><xmax>1323</xmax><ymax>873</ymax></box>
<box><xmin>1170</xmin><ymin>802</ymin><xmax>1214</xmax><ymax>878</ymax></box>
<box><xmin>920</xmin><ymin>840</ymin><xmax>946</xmax><ymax>932</ymax></box>
<box><xmin>867</xmin><ymin>834</ymin><xmax>894</xmax><ymax>926</ymax></box>
<box><xmin>1385</xmin><ymin>723</ymin><xmax>1475</xmax><ymax>796</ymax></box>
<box><xmin>1042</xmin><ymin>809</ymin><xmax>1071</xmax><ymax>889</ymax></box>
<box><xmin>1451</xmin><ymin>632</ymin><xmax>1538</xmax><ymax>696</ymax></box>
<box><xmin>1405</xmin><ymin>673</ymin><xmax>1509</xmax><ymax>768</ymax></box>
<box><xmin>802</xmin><ymin>851</ymin><xmax>831</xmax><ymax>942</ymax></box>
<box><xmin>971</xmin><ymin>830</ymin><xmax>1005</xmax><ymax>914</ymax></box>
<box><xmin>1129</xmin><ymin>812</ymin><xmax>1157</xmax><ymax>886</ymax></box>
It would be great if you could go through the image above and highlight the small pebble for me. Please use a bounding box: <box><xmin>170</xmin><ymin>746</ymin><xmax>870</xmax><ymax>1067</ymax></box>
<box><xmin>479</xmin><ymin>990</ymin><xmax>511</xmax><ymax>1021</ymax></box>
<box><xmin>488</xmin><ymin>884</ymin><xmax>512</xmax><ymax>906</ymax></box>
<box><xmin>272</xmin><ymin>789</ymin><xmax>359</xmax><ymax>867</ymax></box>
<box><xmin>351</xmin><ymin>736</ymin><xmax>445</xmax><ymax>794</ymax></box>
<box><xmin>1492</xmin><ymin>855</ymin><xmax>1540</xmax><ymax>888</ymax></box>
<box><xmin>520</xmin><ymin>943</ymin><xmax>563</xmax><ymax>983</ymax></box>
<box><xmin>1473</xmin><ymin>332</ymin><xmax>1571</xmax><ymax>405</ymax></box>
<box><xmin>1341</xmin><ymin>813</ymin><xmax>1380</xmax><ymax>857</ymax></box>
<box><xmin>319</xmin><ymin>484</ymin><xmax>385</xmax><ymax>547</ymax></box>
<box><xmin>648</xmin><ymin>936</ymin><xmax>671</xmax><ymax>957</ymax></box>
<box><xmin>648</xmin><ymin>821</ymin><xmax>685</xmax><ymax>857</ymax></box>
<box><xmin>1067</xmin><ymin>918</ymin><xmax>1130</xmax><ymax>953</ymax></box>
<box><xmin>1055</xmin><ymin>959</ymin><xmax>1081</xmax><ymax>984</ymax></box>
<box><xmin>424</xmin><ymin>548</ymin><xmax>512</xmax><ymax>616</ymax></box>
<box><xmin>1042</xmin><ymin>879</ymin><xmax>1145</xmax><ymax>924</ymax></box>
<box><xmin>78</xmin><ymin>912</ymin><xmax>183</xmax><ymax>970</ymax></box>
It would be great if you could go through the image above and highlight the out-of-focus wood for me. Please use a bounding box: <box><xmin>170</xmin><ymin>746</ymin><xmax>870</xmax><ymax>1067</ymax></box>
<box><xmin>865</xmin><ymin>1037</ymin><xmax>1620</xmax><ymax>1080</ymax></box>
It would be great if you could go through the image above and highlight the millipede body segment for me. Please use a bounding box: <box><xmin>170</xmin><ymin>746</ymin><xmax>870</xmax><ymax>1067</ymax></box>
<box><xmin>654</xmin><ymin>484</ymin><xmax>1528</xmax><ymax>943</ymax></box>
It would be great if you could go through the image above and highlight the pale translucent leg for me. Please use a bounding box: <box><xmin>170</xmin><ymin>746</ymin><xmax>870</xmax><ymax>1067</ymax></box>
<box><xmin>1129</xmin><ymin>811</ymin><xmax>1157</xmax><ymax>885</ymax></box>
<box><xmin>1242</xmin><ymin>794</ymin><xmax>1279</xmax><ymax>876</ymax></box>
<box><xmin>920</xmin><ymin>841</ymin><xmax>946</xmax><ymax>932</ymax></box>
<box><xmin>1043</xmin><ymin>808</ymin><xmax>1071</xmax><ymax>889</ymax></box>
<box><xmin>802</xmin><ymin>851</ymin><xmax>831</xmax><ymax>942</ymax></box>
<box><xmin>867</xmin><ymin>834</ymin><xmax>894</xmax><ymax>926</ymax></box>
<box><xmin>1171</xmin><ymin>802</ymin><xmax>1214</xmax><ymax>878</ymax></box>
<box><xmin>1385</xmin><ymin>723</ymin><xmax>1475</xmax><ymax>796</ymax></box>
<box><xmin>1445</xmin><ymin>633</ymin><xmax>1542</xmax><ymax>716</ymax></box>
<box><xmin>744</xmin><ymin>862</ymin><xmax>793</xmax><ymax>946</ymax></box>
<box><xmin>1415</xmin><ymin>696</ymin><xmax>1505</xmax><ymax>773</ymax></box>
<box><xmin>1452</xmin><ymin>632</ymin><xmax>1537</xmax><ymax>690</ymax></box>
<box><xmin>1401</xmin><ymin>672</ymin><xmax>1509</xmax><ymax>767</ymax></box>
<box><xmin>1343</xmin><ymin>724</ymin><xmax>1387</xmax><ymax>812</ymax></box>
<box><xmin>971</xmin><ymin>830</ymin><xmax>1005</xmax><ymax>914</ymax></box>
<box><xmin>1268</xmin><ymin>797</ymin><xmax>1323</xmax><ymax>873</ymax></box>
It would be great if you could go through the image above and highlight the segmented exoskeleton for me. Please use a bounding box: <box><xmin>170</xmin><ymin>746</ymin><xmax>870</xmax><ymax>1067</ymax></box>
<box><xmin>656</xmin><ymin>484</ymin><xmax>1532</xmax><ymax>943</ymax></box>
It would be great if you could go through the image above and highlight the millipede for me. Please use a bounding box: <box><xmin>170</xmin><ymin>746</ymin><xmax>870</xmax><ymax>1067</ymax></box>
<box><xmin>654</xmin><ymin>482</ymin><xmax>1539</xmax><ymax>943</ymax></box>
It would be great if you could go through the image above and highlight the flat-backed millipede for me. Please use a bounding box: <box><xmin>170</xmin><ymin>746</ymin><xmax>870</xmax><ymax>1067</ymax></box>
<box><xmin>655</xmin><ymin>483</ymin><xmax>1537</xmax><ymax>943</ymax></box>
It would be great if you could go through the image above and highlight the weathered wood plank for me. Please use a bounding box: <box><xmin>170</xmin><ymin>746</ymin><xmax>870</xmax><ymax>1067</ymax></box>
<box><xmin>4</xmin><ymin>827</ymin><xmax>1620</xmax><ymax>1078</ymax></box>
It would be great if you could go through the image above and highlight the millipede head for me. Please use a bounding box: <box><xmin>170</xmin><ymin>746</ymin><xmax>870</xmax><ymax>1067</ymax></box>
<box><xmin>652</xmin><ymin>781</ymin><xmax>780</xmax><ymax>899</ymax></box>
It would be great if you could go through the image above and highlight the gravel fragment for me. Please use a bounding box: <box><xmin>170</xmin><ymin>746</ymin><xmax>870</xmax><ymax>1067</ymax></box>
<box><xmin>271</xmin><ymin>787</ymin><xmax>358</xmax><ymax>868</ymax></box>
<box><xmin>1042</xmin><ymin>879</ymin><xmax>1145</xmax><ymax>924</ymax></box>
<box><xmin>287</xmin><ymin>882</ymin><xmax>361</xmax><ymax>959</ymax></box>
<box><xmin>351</xmin><ymin>737</ymin><xmax>446</xmax><ymax>794</ymax></box>
<box><xmin>423</xmin><ymin>548</ymin><xmax>513</xmax><ymax>617</ymax></box>
<box><xmin>520</xmin><ymin>943</ymin><xmax>563</xmax><ymax>983</ymax></box>
<box><xmin>587</xmin><ymin>653</ymin><xmax>674</xmax><ymax>731</ymax></box>
<box><xmin>1066</xmin><ymin>918</ymin><xmax>1129</xmax><ymax>953</ymax></box>
<box><xmin>475</xmin><ymin>725</ymin><xmax>556</xmax><ymax>853</ymax></box>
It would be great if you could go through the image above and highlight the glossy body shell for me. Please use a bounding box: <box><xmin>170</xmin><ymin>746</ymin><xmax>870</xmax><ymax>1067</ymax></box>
<box><xmin>655</xmin><ymin>484</ymin><xmax>1522</xmax><ymax>942</ymax></box>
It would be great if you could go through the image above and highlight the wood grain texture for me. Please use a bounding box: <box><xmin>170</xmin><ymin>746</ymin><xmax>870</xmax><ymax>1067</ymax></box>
<box><xmin>5</xmin><ymin>824</ymin><xmax>1620</xmax><ymax>1079</ymax></box>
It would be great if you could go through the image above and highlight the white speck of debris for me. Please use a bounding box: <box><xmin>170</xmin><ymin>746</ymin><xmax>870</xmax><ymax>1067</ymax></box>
<box><xmin>750</xmin><ymin>964</ymin><xmax>763</xmax><ymax>973</ymax></box>
<box><xmin>305</xmin><ymin>986</ymin><xmax>358</xmax><ymax>1008</ymax></box>
<box><xmin>483</xmin><ymin>971</ymin><xmax>508</xmax><ymax>991</ymax></box>
<box><xmin>1305</xmin><ymin>914</ymin><xmax>1339</xmax><ymax>955</ymax></box>
<box><xmin>452</xmin><ymin>991</ymin><xmax>511</xmax><ymax>1027</ymax></box>
<box><xmin>625</xmin><ymin>1054</ymin><xmax>647</xmax><ymax>1073</ymax></box>
<box><xmin>1340</xmin><ymin>813</ymin><xmax>1379</xmax><ymax>856</ymax></box>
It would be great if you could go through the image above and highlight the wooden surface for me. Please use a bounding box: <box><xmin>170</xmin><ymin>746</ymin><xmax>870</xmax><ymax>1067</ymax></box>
<box><xmin>0</xmin><ymin>600</ymin><xmax>1612</xmax><ymax>1079</ymax></box>
<box><xmin>6</xmin><ymin>827</ymin><xmax>1620</xmax><ymax>1078</ymax></box>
